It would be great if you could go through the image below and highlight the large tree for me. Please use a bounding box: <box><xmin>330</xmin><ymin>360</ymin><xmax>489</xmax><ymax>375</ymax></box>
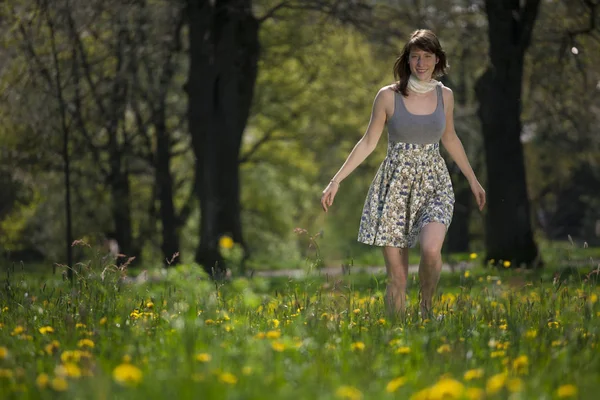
<box><xmin>475</xmin><ymin>0</ymin><xmax>542</xmax><ymax>267</ymax></box>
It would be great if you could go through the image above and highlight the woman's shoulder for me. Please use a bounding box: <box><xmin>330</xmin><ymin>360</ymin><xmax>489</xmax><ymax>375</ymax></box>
<box><xmin>439</xmin><ymin>82</ymin><xmax>454</xmax><ymax>104</ymax></box>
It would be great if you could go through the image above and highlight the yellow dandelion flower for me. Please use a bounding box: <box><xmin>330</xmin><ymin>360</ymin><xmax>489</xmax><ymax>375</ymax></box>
<box><xmin>353</xmin><ymin>308</ymin><xmax>361</xmax><ymax>314</ymax></box>
<box><xmin>351</xmin><ymin>342</ymin><xmax>365</xmax><ymax>351</ymax></box>
<box><xmin>99</xmin><ymin>317</ymin><xmax>107</xmax><ymax>325</ymax></box>
<box><xmin>266</xmin><ymin>330</ymin><xmax>281</xmax><ymax>339</ymax></box>
<box><xmin>113</xmin><ymin>363</ymin><xmax>143</xmax><ymax>386</ymax></box>
<box><xmin>507</xmin><ymin>378</ymin><xmax>523</xmax><ymax>392</ymax></box>
<box><xmin>548</xmin><ymin>321</ymin><xmax>560</xmax><ymax>328</ymax></box>
<box><xmin>503</xmin><ymin>261</ymin><xmax>511</xmax><ymax>268</ymax></box>
<box><xmin>196</xmin><ymin>353</ymin><xmax>212</xmax><ymax>363</ymax></box>
<box><xmin>270</xmin><ymin>319</ymin><xmax>280</xmax><ymax>328</ymax></box>
<box><xmin>146</xmin><ymin>301</ymin><xmax>154</xmax><ymax>309</ymax></box>
<box><xmin>512</xmin><ymin>355</ymin><xmax>529</xmax><ymax>373</ymax></box>
<box><xmin>11</xmin><ymin>326</ymin><xmax>24</xmax><ymax>336</ymax></box>
<box><xmin>50</xmin><ymin>377</ymin><xmax>68</xmax><ymax>391</ymax></box>
<box><xmin>272</xmin><ymin>341</ymin><xmax>285</xmax><ymax>352</ymax></box>
<box><xmin>464</xmin><ymin>368</ymin><xmax>484</xmax><ymax>381</ymax></box>
<box><xmin>486</xmin><ymin>373</ymin><xmax>507</xmax><ymax>395</ymax></box>
<box><xmin>465</xmin><ymin>387</ymin><xmax>484</xmax><ymax>400</ymax></box>
<box><xmin>386</xmin><ymin>376</ymin><xmax>407</xmax><ymax>393</ymax></box>
<box><xmin>464</xmin><ymin>270</ymin><xmax>471</xmax><ymax>278</ymax></box>
<box><xmin>75</xmin><ymin>323</ymin><xmax>86</xmax><ymax>329</ymax></box>
<box><xmin>525</xmin><ymin>329</ymin><xmax>537</xmax><ymax>339</ymax></box>
<box><xmin>470</xmin><ymin>253</ymin><xmax>478</xmax><ymax>260</ymax></box>
<box><xmin>0</xmin><ymin>347</ymin><xmax>7</xmax><ymax>360</ymax></box>
<box><xmin>556</xmin><ymin>384</ymin><xmax>578</xmax><ymax>398</ymax></box>
<box><xmin>396</xmin><ymin>346</ymin><xmax>411</xmax><ymax>354</ymax></box>
<box><xmin>491</xmin><ymin>350</ymin><xmax>505</xmax><ymax>358</ymax></box>
<box><xmin>219</xmin><ymin>372</ymin><xmax>237</xmax><ymax>385</ymax></box>
<box><xmin>437</xmin><ymin>344</ymin><xmax>451</xmax><ymax>354</ymax></box>
<box><xmin>77</xmin><ymin>339</ymin><xmax>95</xmax><ymax>348</ymax></box>
<box><xmin>590</xmin><ymin>294</ymin><xmax>598</xmax><ymax>304</ymax></box>
<box><xmin>39</xmin><ymin>326</ymin><xmax>54</xmax><ymax>334</ymax></box>
<box><xmin>552</xmin><ymin>340</ymin><xmax>564</xmax><ymax>347</ymax></box>
<box><xmin>429</xmin><ymin>378</ymin><xmax>465</xmax><ymax>399</ymax></box>
<box><xmin>336</xmin><ymin>385</ymin><xmax>363</xmax><ymax>400</ymax></box>
<box><xmin>254</xmin><ymin>332</ymin><xmax>266</xmax><ymax>339</ymax></box>
<box><xmin>378</xmin><ymin>318</ymin><xmax>386</xmax><ymax>325</ymax></box>
<box><xmin>56</xmin><ymin>363</ymin><xmax>82</xmax><ymax>378</ymax></box>
<box><xmin>36</xmin><ymin>373</ymin><xmax>49</xmax><ymax>389</ymax></box>
<box><xmin>204</xmin><ymin>319</ymin><xmax>215</xmax><ymax>325</ymax></box>
<box><xmin>219</xmin><ymin>236</ymin><xmax>234</xmax><ymax>249</ymax></box>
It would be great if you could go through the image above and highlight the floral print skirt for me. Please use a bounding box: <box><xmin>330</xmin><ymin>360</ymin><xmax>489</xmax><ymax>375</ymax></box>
<box><xmin>357</xmin><ymin>141</ymin><xmax>455</xmax><ymax>248</ymax></box>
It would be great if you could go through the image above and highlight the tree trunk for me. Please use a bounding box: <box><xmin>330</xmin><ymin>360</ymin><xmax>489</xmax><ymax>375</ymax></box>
<box><xmin>187</xmin><ymin>0</ymin><xmax>259</xmax><ymax>278</ymax></box>
<box><xmin>475</xmin><ymin>0</ymin><xmax>542</xmax><ymax>267</ymax></box>
<box><xmin>155</xmin><ymin>104</ymin><xmax>180</xmax><ymax>266</ymax></box>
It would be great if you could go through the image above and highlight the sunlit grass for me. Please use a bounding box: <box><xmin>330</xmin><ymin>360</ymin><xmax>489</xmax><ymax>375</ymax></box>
<box><xmin>0</xmin><ymin>258</ymin><xmax>599</xmax><ymax>399</ymax></box>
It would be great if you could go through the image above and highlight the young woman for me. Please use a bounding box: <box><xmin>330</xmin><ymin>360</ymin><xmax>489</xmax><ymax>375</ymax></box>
<box><xmin>320</xmin><ymin>29</ymin><xmax>486</xmax><ymax>318</ymax></box>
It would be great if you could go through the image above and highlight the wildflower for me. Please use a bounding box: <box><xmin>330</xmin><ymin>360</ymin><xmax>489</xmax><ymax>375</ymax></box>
<box><xmin>196</xmin><ymin>353</ymin><xmax>212</xmax><ymax>363</ymax></box>
<box><xmin>45</xmin><ymin>341</ymin><xmax>60</xmax><ymax>355</ymax></box>
<box><xmin>386</xmin><ymin>376</ymin><xmax>406</xmax><ymax>393</ymax></box>
<box><xmin>50</xmin><ymin>377</ymin><xmax>68</xmax><ymax>391</ymax></box>
<box><xmin>507</xmin><ymin>378</ymin><xmax>523</xmax><ymax>392</ymax></box>
<box><xmin>146</xmin><ymin>301</ymin><xmax>154</xmax><ymax>309</ymax></box>
<box><xmin>75</xmin><ymin>323</ymin><xmax>86</xmax><ymax>329</ymax></box>
<box><xmin>269</xmin><ymin>319</ymin><xmax>280</xmax><ymax>328</ymax></box>
<box><xmin>465</xmin><ymin>388</ymin><xmax>484</xmax><ymax>400</ymax></box>
<box><xmin>266</xmin><ymin>330</ymin><xmax>281</xmax><ymax>339</ymax></box>
<box><xmin>548</xmin><ymin>321</ymin><xmax>560</xmax><ymax>328</ymax></box>
<box><xmin>353</xmin><ymin>308</ymin><xmax>361</xmax><ymax>314</ymax></box>
<box><xmin>205</xmin><ymin>319</ymin><xmax>215</xmax><ymax>325</ymax></box>
<box><xmin>39</xmin><ymin>326</ymin><xmax>54</xmax><ymax>334</ymax></box>
<box><xmin>77</xmin><ymin>339</ymin><xmax>95</xmax><ymax>348</ymax></box>
<box><xmin>219</xmin><ymin>372</ymin><xmax>237</xmax><ymax>385</ymax></box>
<box><xmin>590</xmin><ymin>294</ymin><xmax>598</xmax><ymax>304</ymax></box>
<box><xmin>219</xmin><ymin>236</ymin><xmax>234</xmax><ymax>249</ymax></box>
<box><xmin>437</xmin><ymin>344</ymin><xmax>451</xmax><ymax>354</ymax></box>
<box><xmin>113</xmin><ymin>363</ymin><xmax>143</xmax><ymax>386</ymax></box>
<box><xmin>556</xmin><ymin>384</ymin><xmax>578</xmax><ymax>398</ymax></box>
<box><xmin>99</xmin><ymin>317</ymin><xmax>107</xmax><ymax>325</ymax></box>
<box><xmin>464</xmin><ymin>271</ymin><xmax>471</xmax><ymax>278</ymax></box>
<box><xmin>0</xmin><ymin>347</ymin><xmax>7</xmax><ymax>359</ymax></box>
<box><xmin>486</xmin><ymin>373</ymin><xmax>507</xmax><ymax>395</ymax></box>
<box><xmin>378</xmin><ymin>318</ymin><xmax>386</xmax><ymax>325</ymax></box>
<box><xmin>336</xmin><ymin>385</ymin><xmax>363</xmax><ymax>400</ymax></box>
<box><xmin>396</xmin><ymin>346</ymin><xmax>411</xmax><ymax>354</ymax></box>
<box><xmin>491</xmin><ymin>351</ymin><xmax>505</xmax><ymax>358</ymax></box>
<box><xmin>11</xmin><ymin>326</ymin><xmax>24</xmax><ymax>336</ymax></box>
<box><xmin>512</xmin><ymin>355</ymin><xmax>529</xmax><ymax>373</ymax></box>
<box><xmin>56</xmin><ymin>363</ymin><xmax>82</xmax><ymax>378</ymax></box>
<box><xmin>503</xmin><ymin>261</ymin><xmax>511</xmax><ymax>268</ymax></box>
<box><xmin>525</xmin><ymin>329</ymin><xmax>538</xmax><ymax>339</ymax></box>
<box><xmin>464</xmin><ymin>369</ymin><xmax>484</xmax><ymax>381</ymax></box>
<box><xmin>271</xmin><ymin>342</ymin><xmax>285</xmax><ymax>352</ymax></box>
<box><xmin>351</xmin><ymin>342</ymin><xmax>365</xmax><ymax>351</ymax></box>
<box><xmin>36</xmin><ymin>373</ymin><xmax>49</xmax><ymax>389</ymax></box>
<box><xmin>470</xmin><ymin>253</ymin><xmax>478</xmax><ymax>260</ymax></box>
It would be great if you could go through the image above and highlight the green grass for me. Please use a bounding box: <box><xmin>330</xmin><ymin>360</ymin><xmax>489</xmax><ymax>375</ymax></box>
<box><xmin>0</xmin><ymin>257</ymin><xmax>599</xmax><ymax>399</ymax></box>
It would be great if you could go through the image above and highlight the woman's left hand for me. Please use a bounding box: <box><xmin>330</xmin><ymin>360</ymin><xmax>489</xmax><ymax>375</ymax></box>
<box><xmin>470</xmin><ymin>180</ymin><xmax>486</xmax><ymax>211</ymax></box>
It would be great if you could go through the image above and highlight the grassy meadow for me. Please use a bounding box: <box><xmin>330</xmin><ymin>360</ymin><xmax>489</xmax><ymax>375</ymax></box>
<box><xmin>0</xmin><ymin>247</ymin><xmax>599</xmax><ymax>399</ymax></box>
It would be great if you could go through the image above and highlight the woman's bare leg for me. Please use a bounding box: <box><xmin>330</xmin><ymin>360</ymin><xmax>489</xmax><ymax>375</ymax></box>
<box><xmin>382</xmin><ymin>246</ymin><xmax>409</xmax><ymax>318</ymax></box>
<box><xmin>418</xmin><ymin>222</ymin><xmax>447</xmax><ymax>317</ymax></box>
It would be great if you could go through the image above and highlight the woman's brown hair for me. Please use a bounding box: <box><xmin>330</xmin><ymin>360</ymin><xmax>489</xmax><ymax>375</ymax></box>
<box><xmin>393</xmin><ymin>29</ymin><xmax>448</xmax><ymax>96</ymax></box>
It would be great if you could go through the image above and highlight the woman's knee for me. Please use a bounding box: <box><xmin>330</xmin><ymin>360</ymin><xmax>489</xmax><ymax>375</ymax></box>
<box><xmin>420</xmin><ymin>244</ymin><xmax>442</xmax><ymax>262</ymax></box>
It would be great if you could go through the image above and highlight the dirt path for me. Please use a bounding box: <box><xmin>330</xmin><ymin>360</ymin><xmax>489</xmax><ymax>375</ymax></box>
<box><xmin>250</xmin><ymin>262</ymin><xmax>473</xmax><ymax>278</ymax></box>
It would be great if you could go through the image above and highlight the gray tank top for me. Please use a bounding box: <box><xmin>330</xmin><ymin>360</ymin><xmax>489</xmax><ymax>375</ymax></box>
<box><xmin>387</xmin><ymin>84</ymin><xmax>446</xmax><ymax>144</ymax></box>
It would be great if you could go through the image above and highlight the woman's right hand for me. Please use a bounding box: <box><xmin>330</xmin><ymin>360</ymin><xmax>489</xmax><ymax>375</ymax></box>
<box><xmin>321</xmin><ymin>181</ymin><xmax>339</xmax><ymax>212</ymax></box>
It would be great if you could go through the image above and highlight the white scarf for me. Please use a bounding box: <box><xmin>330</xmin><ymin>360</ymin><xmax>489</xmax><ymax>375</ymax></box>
<box><xmin>407</xmin><ymin>74</ymin><xmax>439</xmax><ymax>94</ymax></box>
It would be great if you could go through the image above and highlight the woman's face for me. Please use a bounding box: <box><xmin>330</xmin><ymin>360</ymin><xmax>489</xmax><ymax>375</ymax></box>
<box><xmin>408</xmin><ymin>48</ymin><xmax>438</xmax><ymax>81</ymax></box>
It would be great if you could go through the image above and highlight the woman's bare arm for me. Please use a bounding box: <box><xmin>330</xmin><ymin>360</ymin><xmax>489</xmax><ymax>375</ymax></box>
<box><xmin>321</xmin><ymin>87</ymin><xmax>391</xmax><ymax>212</ymax></box>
